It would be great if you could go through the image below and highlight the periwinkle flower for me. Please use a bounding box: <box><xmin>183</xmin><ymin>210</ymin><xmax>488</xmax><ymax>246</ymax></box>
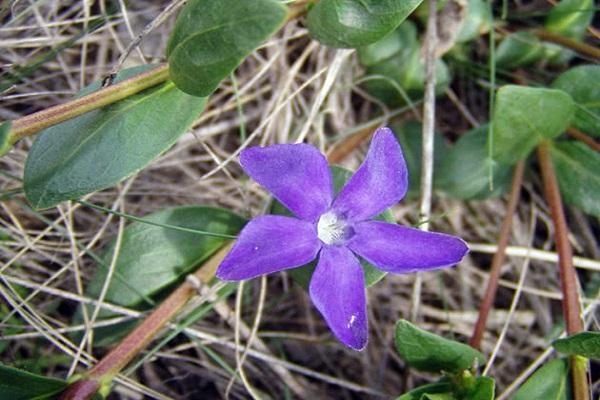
<box><xmin>217</xmin><ymin>127</ymin><xmax>468</xmax><ymax>350</ymax></box>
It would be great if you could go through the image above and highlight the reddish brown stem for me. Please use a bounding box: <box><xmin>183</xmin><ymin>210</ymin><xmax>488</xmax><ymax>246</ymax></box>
<box><xmin>537</xmin><ymin>141</ymin><xmax>589</xmax><ymax>400</ymax></box>
<box><xmin>533</xmin><ymin>30</ymin><xmax>600</xmax><ymax>60</ymax></box>
<box><xmin>59</xmin><ymin>244</ymin><xmax>231</xmax><ymax>400</ymax></box>
<box><xmin>469</xmin><ymin>160</ymin><xmax>525</xmax><ymax>350</ymax></box>
<box><xmin>567</xmin><ymin>127</ymin><xmax>600</xmax><ymax>153</ymax></box>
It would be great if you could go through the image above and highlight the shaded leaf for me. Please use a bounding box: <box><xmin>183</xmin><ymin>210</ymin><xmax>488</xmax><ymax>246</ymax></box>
<box><xmin>307</xmin><ymin>0</ymin><xmax>423</xmax><ymax>48</ymax></box>
<box><xmin>167</xmin><ymin>0</ymin><xmax>286</xmax><ymax>96</ymax></box>
<box><xmin>553</xmin><ymin>331</ymin><xmax>600</xmax><ymax>359</ymax></box>
<box><xmin>363</xmin><ymin>22</ymin><xmax>451</xmax><ymax>106</ymax></box>
<box><xmin>0</xmin><ymin>363</ymin><xmax>66</xmax><ymax>400</ymax></box>
<box><xmin>513</xmin><ymin>359</ymin><xmax>571</xmax><ymax>400</ymax></box>
<box><xmin>546</xmin><ymin>0</ymin><xmax>594</xmax><ymax>38</ymax></box>
<box><xmin>552</xmin><ymin>64</ymin><xmax>600</xmax><ymax>137</ymax></box>
<box><xmin>395</xmin><ymin>319</ymin><xmax>486</xmax><ymax>373</ymax></box>
<box><xmin>396</xmin><ymin>382</ymin><xmax>453</xmax><ymax>400</ymax></box>
<box><xmin>550</xmin><ymin>141</ymin><xmax>600</xmax><ymax>217</ymax></box>
<box><xmin>495</xmin><ymin>32</ymin><xmax>546</xmax><ymax>69</ymax></box>
<box><xmin>87</xmin><ymin>206</ymin><xmax>245</xmax><ymax>307</ymax></box>
<box><xmin>491</xmin><ymin>85</ymin><xmax>574</xmax><ymax>164</ymax></box>
<box><xmin>394</xmin><ymin>121</ymin><xmax>448</xmax><ymax>198</ymax></box>
<box><xmin>435</xmin><ymin>125</ymin><xmax>513</xmax><ymax>199</ymax></box>
<box><xmin>24</xmin><ymin>67</ymin><xmax>206</xmax><ymax>210</ymax></box>
<box><xmin>272</xmin><ymin>166</ymin><xmax>391</xmax><ymax>288</ymax></box>
<box><xmin>456</xmin><ymin>0</ymin><xmax>492</xmax><ymax>43</ymax></box>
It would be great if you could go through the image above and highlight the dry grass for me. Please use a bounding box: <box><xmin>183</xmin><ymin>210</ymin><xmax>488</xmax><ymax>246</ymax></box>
<box><xmin>1</xmin><ymin>1</ymin><xmax>599</xmax><ymax>399</ymax></box>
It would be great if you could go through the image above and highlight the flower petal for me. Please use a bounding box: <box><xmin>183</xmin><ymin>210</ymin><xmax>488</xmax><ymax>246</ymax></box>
<box><xmin>309</xmin><ymin>245</ymin><xmax>368</xmax><ymax>350</ymax></box>
<box><xmin>240</xmin><ymin>144</ymin><xmax>333</xmax><ymax>222</ymax></box>
<box><xmin>332</xmin><ymin>127</ymin><xmax>408</xmax><ymax>222</ymax></box>
<box><xmin>217</xmin><ymin>215</ymin><xmax>321</xmax><ymax>280</ymax></box>
<box><xmin>348</xmin><ymin>221</ymin><xmax>468</xmax><ymax>273</ymax></box>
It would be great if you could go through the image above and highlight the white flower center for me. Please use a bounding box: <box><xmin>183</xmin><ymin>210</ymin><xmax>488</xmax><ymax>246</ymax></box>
<box><xmin>317</xmin><ymin>212</ymin><xmax>350</xmax><ymax>245</ymax></box>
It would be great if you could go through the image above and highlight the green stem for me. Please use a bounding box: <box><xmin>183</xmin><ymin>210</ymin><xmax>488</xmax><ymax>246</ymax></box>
<box><xmin>1</xmin><ymin>64</ymin><xmax>169</xmax><ymax>156</ymax></box>
<box><xmin>533</xmin><ymin>30</ymin><xmax>600</xmax><ymax>61</ymax></box>
<box><xmin>537</xmin><ymin>141</ymin><xmax>589</xmax><ymax>400</ymax></box>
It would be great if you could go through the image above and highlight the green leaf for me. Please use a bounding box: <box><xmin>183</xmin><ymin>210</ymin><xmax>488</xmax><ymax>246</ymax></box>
<box><xmin>513</xmin><ymin>359</ymin><xmax>571</xmax><ymax>400</ymax></box>
<box><xmin>553</xmin><ymin>331</ymin><xmax>600</xmax><ymax>359</ymax></box>
<box><xmin>456</xmin><ymin>0</ymin><xmax>492</xmax><ymax>43</ymax></box>
<box><xmin>435</xmin><ymin>124</ymin><xmax>513</xmax><ymax>199</ymax></box>
<box><xmin>396</xmin><ymin>382</ymin><xmax>453</xmax><ymax>400</ymax></box>
<box><xmin>552</xmin><ymin>65</ymin><xmax>600</xmax><ymax>137</ymax></box>
<box><xmin>0</xmin><ymin>121</ymin><xmax>12</xmax><ymax>157</ymax></box>
<box><xmin>307</xmin><ymin>0</ymin><xmax>423</xmax><ymax>48</ymax></box>
<box><xmin>491</xmin><ymin>85</ymin><xmax>575</xmax><ymax>165</ymax></box>
<box><xmin>394</xmin><ymin>121</ymin><xmax>448</xmax><ymax>199</ymax></box>
<box><xmin>465</xmin><ymin>377</ymin><xmax>495</xmax><ymax>400</ymax></box>
<box><xmin>167</xmin><ymin>0</ymin><xmax>286</xmax><ymax>96</ymax></box>
<box><xmin>545</xmin><ymin>0</ymin><xmax>594</xmax><ymax>39</ymax></box>
<box><xmin>24</xmin><ymin>68</ymin><xmax>206</xmax><ymax>210</ymax></box>
<box><xmin>550</xmin><ymin>141</ymin><xmax>600</xmax><ymax>217</ymax></box>
<box><xmin>394</xmin><ymin>319</ymin><xmax>486</xmax><ymax>373</ymax></box>
<box><xmin>495</xmin><ymin>32</ymin><xmax>546</xmax><ymax>69</ymax></box>
<box><xmin>0</xmin><ymin>363</ymin><xmax>66</xmax><ymax>400</ymax></box>
<box><xmin>87</xmin><ymin>206</ymin><xmax>245</xmax><ymax>307</ymax></box>
<box><xmin>272</xmin><ymin>166</ymin><xmax>391</xmax><ymax>288</ymax></box>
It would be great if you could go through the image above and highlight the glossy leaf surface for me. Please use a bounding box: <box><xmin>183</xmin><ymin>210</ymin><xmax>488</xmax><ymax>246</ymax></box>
<box><xmin>394</xmin><ymin>320</ymin><xmax>485</xmax><ymax>373</ymax></box>
<box><xmin>0</xmin><ymin>363</ymin><xmax>66</xmax><ymax>400</ymax></box>
<box><xmin>24</xmin><ymin>68</ymin><xmax>206</xmax><ymax>209</ymax></box>
<box><xmin>307</xmin><ymin>0</ymin><xmax>423</xmax><ymax>48</ymax></box>
<box><xmin>553</xmin><ymin>331</ymin><xmax>600</xmax><ymax>360</ymax></box>
<box><xmin>513</xmin><ymin>359</ymin><xmax>570</xmax><ymax>400</ymax></box>
<box><xmin>167</xmin><ymin>0</ymin><xmax>286</xmax><ymax>96</ymax></box>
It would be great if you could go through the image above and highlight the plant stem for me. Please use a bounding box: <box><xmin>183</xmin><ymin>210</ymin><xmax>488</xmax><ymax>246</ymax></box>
<box><xmin>59</xmin><ymin>243</ymin><xmax>232</xmax><ymax>400</ymax></box>
<box><xmin>566</xmin><ymin>127</ymin><xmax>600</xmax><ymax>153</ymax></box>
<box><xmin>537</xmin><ymin>141</ymin><xmax>589</xmax><ymax>400</ymax></box>
<box><xmin>533</xmin><ymin>30</ymin><xmax>600</xmax><ymax>61</ymax></box>
<box><xmin>469</xmin><ymin>160</ymin><xmax>525</xmax><ymax>350</ymax></box>
<box><xmin>1</xmin><ymin>64</ymin><xmax>169</xmax><ymax>155</ymax></box>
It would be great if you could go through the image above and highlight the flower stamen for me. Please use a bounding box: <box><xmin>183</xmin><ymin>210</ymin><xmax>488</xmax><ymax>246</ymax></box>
<box><xmin>317</xmin><ymin>211</ymin><xmax>351</xmax><ymax>245</ymax></box>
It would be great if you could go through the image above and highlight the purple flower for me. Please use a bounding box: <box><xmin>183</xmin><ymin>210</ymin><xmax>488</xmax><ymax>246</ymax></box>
<box><xmin>216</xmin><ymin>127</ymin><xmax>468</xmax><ymax>350</ymax></box>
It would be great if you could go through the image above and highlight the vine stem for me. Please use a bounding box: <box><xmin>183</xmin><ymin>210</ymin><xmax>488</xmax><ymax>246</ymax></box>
<box><xmin>0</xmin><ymin>64</ymin><xmax>169</xmax><ymax>155</ymax></box>
<box><xmin>533</xmin><ymin>30</ymin><xmax>600</xmax><ymax>60</ymax></box>
<box><xmin>566</xmin><ymin>127</ymin><xmax>600</xmax><ymax>153</ymax></box>
<box><xmin>469</xmin><ymin>160</ymin><xmax>525</xmax><ymax>350</ymax></box>
<box><xmin>58</xmin><ymin>243</ymin><xmax>232</xmax><ymax>400</ymax></box>
<box><xmin>537</xmin><ymin>141</ymin><xmax>589</xmax><ymax>400</ymax></box>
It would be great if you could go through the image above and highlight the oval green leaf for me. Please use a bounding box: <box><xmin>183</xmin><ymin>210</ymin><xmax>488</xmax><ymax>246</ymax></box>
<box><xmin>167</xmin><ymin>0</ymin><xmax>286</xmax><ymax>96</ymax></box>
<box><xmin>0</xmin><ymin>363</ymin><xmax>66</xmax><ymax>400</ymax></box>
<box><xmin>491</xmin><ymin>85</ymin><xmax>574</xmax><ymax>165</ymax></box>
<box><xmin>24</xmin><ymin>68</ymin><xmax>206</xmax><ymax>210</ymax></box>
<box><xmin>553</xmin><ymin>331</ymin><xmax>600</xmax><ymax>359</ymax></box>
<box><xmin>545</xmin><ymin>0</ymin><xmax>594</xmax><ymax>39</ymax></box>
<box><xmin>307</xmin><ymin>0</ymin><xmax>423</xmax><ymax>48</ymax></box>
<box><xmin>394</xmin><ymin>319</ymin><xmax>486</xmax><ymax>373</ymax></box>
<box><xmin>456</xmin><ymin>0</ymin><xmax>492</xmax><ymax>43</ymax></box>
<box><xmin>87</xmin><ymin>206</ymin><xmax>245</xmax><ymax>307</ymax></box>
<box><xmin>435</xmin><ymin>125</ymin><xmax>513</xmax><ymax>199</ymax></box>
<box><xmin>495</xmin><ymin>32</ymin><xmax>546</xmax><ymax>69</ymax></box>
<box><xmin>271</xmin><ymin>166</ymin><xmax>391</xmax><ymax>288</ymax></box>
<box><xmin>552</xmin><ymin>65</ymin><xmax>600</xmax><ymax>137</ymax></box>
<box><xmin>550</xmin><ymin>141</ymin><xmax>600</xmax><ymax>217</ymax></box>
<box><xmin>513</xmin><ymin>358</ymin><xmax>570</xmax><ymax>400</ymax></box>
<box><xmin>465</xmin><ymin>377</ymin><xmax>495</xmax><ymax>400</ymax></box>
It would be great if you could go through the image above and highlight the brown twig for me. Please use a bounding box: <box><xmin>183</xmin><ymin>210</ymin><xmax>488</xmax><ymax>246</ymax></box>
<box><xmin>1</xmin><ymin>64</ymin><xmax>169</xmax><ymax>156</ymax></box>
<box><xmin>537</xmin><ymin>141</ymin><xmax>589</xmax><ymax>400</ymax></box>
<box><xmin>566</xmin><ymin>126</ymin><xmax>600</xmax><ymax>153</ymax></box>
<box><xmin>533</xmin><ymin>29</ymin><xmax>600</xmax><ymax>60</ymax></box>
<box><xmin>469</xmin><ymin>160</ymin><xmax>525</xmax><ymax>350</ymax></box>
<box><xmin>59</xmin><ymin>243</ymin><xmax>232</xmax><ymax>400</ymax></box>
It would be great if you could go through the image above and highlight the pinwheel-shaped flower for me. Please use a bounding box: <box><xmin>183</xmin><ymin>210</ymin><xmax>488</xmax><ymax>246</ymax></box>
<box><xmin>217</xmin><ymin>128</ymin><xmax>468</xmax><ymax>350</ymax></box>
